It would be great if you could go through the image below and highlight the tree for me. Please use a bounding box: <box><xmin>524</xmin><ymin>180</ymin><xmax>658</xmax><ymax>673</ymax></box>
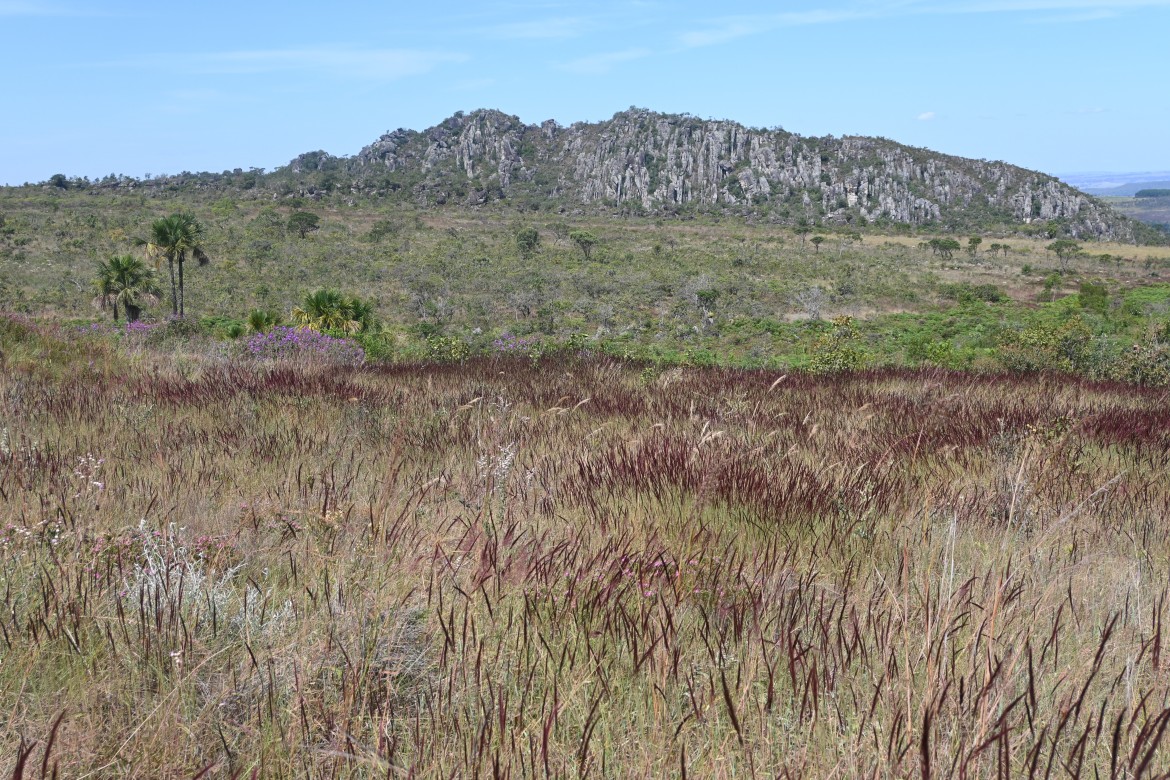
<box><xmin>927</xmin><ymin>238</ymin><xmax>961</xmax><ymax>260</ymax></box>
<box><xmin>794</xmin><ymin>224</ymin><xmax>812</xmax><ymax>247</ymax></box>
<box><xmin>515</xmin><ymin>227</ymin><xmax>541</xmax><ymax>260</ymax></box>
<box><xmin>569</xmin><ymin>230</ymin><xmax>598</xmax><ymax>261</ymax></box>
<box><xmin>93</xmin><ymin>254</ymin><xmax>159</xmax><ymax>322</ymax></box>
<box><xmin>810</xmin><ymin>235</ymin><xmax>826</xmax><ymax>253</ymax></box>
<box><xmin>287</xmin><ymin>211</ymin><xmax>320</xmax><ymax>239</ymax></box>
<box><xmin>793</xmin><ymin>285</ymin><xmax>827</xmax><ymax>320</ymax></box>
<box><xmin>137</xmin><ymin>213</ymin><xmax>210</xmax><ymax>318</ymax></box>
<box><xmin>1046</xmin><ymin>240</ymin><xmax>1081</xmax><ymax>272</ymax></box>
<box><xmin>967</xmin><ymin>236</ymin><xmax>982</xmax><ymax>257</ymax></box>
<box><xmin>292</xmin><ymin>288</ymin><xmax>376</xmax><ymax>334</ymax></box>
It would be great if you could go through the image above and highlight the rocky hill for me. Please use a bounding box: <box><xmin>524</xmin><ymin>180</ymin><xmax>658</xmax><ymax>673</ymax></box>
<box><xmin>280</xmin><ymin>108</ymin><xmax>1146</xmax><ymax>241</ymax></box>
<box><xmin>46</xmin><ymin>108</ymin><xmax>1158</xmax><ymax>242</ymax></box>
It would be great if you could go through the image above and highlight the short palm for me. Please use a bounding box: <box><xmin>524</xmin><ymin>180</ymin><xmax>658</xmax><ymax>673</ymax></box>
<box><xmin>93</xmin><ymin>254</ymin><xmax>160</xmax><ymax>322</ymax></box>
<box><xmin>292</xmin><ymin>289</ymin><xmax>374</xmax><ymax>334</ymax></box>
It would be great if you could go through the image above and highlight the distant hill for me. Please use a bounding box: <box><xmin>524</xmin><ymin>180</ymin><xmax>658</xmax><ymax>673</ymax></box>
<box><xmin>1060</xmin><ymin>172</ymin><xmax>1170</xmax><ymax>197</ymax></box>
<box><xmin>30</xmin><ymin>108</ymin><xmax>1163</xmax><ymax>243</ymax></box>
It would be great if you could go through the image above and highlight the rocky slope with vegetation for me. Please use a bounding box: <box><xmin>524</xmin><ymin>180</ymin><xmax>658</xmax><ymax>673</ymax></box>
<box><xmin>38</xmin><ymin>108</ymin><xmax>1163</xmax><ymax>243</ymax></box>
<box><xmin>320</xmin><ymin>108</ymin><xmax>1151</xmax><ymax>241</ymax></box>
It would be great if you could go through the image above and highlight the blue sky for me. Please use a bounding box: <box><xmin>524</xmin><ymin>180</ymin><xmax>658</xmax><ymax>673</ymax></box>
<box><xmin>1</xmin><ymin>0</ymin><xmax>1167</xmax><ymax>185</ymax></box>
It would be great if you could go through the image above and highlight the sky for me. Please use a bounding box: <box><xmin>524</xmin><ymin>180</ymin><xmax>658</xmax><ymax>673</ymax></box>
<box><xmin>1</xmin><ymin>0</ymin><xmax>1168</xmax><ymax>186</ymax></box>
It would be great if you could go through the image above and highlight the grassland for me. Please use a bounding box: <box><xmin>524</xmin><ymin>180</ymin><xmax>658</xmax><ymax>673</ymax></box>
<box><xmin>2</xmin><ymin>318</ymin><xmax>1170</xmax><ymax>776</ymax></box>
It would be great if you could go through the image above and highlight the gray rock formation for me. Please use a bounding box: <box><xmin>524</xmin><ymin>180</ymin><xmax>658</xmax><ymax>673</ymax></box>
<box><xmin>308</xmin><ymin>108</ymin><xmax>1141</xmax><ymax>240</ymax></box>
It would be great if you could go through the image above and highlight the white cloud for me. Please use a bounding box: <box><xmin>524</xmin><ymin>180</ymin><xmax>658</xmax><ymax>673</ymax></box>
<box><xmin>195</xmin><ymin>48</ymin><xmax>468</xmax><ymax>80</ymax></box>
<box><xmin>559</xmin><ymin>47</ymin><xmax>651</xmax><ymax>75</ymax></box>
<box><xmin>917</xmin><ymin>111</ymin><xmax>936</xmax><ymax>121</ymax></box>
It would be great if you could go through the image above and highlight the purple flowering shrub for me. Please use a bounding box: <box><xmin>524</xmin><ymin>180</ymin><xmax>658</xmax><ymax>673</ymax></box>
<box><xmin>243</xmin><ymin>326</ymin><xmax>365</xmax><ymax>365</ymax></box>
<box><xmin>491</xmin><ymin>333</ymin><xmax>542</xmax><ymax>355</ymax></box>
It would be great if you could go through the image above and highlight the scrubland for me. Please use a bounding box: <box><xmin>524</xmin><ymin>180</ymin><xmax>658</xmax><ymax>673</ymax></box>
<box><xmin>2</xmin><ymin>318</ymin><xmax>1169</xmax><ymax>777</ymax></box>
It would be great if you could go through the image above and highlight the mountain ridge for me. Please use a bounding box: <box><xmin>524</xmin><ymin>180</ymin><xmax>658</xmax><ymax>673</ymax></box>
<box><xmin>28</xmin><ymin>108</ymin><xmax>1163</xmax><ymax>243</ymax></box>
<box><xmin>273</xmin><ymin>107</ymin><xmax>1153</xmax><ymax>242</ymax></box>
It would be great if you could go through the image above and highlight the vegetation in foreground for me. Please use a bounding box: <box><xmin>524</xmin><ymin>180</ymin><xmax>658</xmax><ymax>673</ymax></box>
<box><xmin>2</xmin><ymin>319</ymin><xmax>1170</xmax><ymax>776</ymax></box>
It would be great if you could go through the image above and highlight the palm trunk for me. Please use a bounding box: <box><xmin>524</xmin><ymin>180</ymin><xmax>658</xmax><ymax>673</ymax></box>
<box><xmin>168</xmin><ymin>257</ymin><xmax>178</xmax><ymax>317</ymax></box>
<box><xmin>178</xmin><ymin>257</ymin><xmax>185</xmax><ymax>318</ymax></box>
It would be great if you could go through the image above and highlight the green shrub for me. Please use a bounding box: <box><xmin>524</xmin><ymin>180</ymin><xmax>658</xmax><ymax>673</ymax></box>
<box><xmin>995</xmin><ymin>317</ymin><xmax>1094</xmax><ymax>374</ymax></box>
<box><xmin>1110</xmin><ymin>340</ymin><xmax>1170</xmax><ymax>386</ymax></box>
<box><xmin>941</xmin><ymin>283</ymin><xmax>1008</xmax><ymax>304</ymax></box>
<box><xmin>807</xmin><ymin>316</ymin><xmax>870</xmax><ymax>374</ymax></box>
<box><xmin>426</xmin><ymin>335</ymin><xmax>472</xmax><ymax>362</ymax></box>
<box><xmin>1078</xmin><ymin>282</ymin><xmax>1108</xmax><ymax>315</ymax></box>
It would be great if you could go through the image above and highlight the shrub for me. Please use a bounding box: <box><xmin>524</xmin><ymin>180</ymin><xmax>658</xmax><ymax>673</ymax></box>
<box><xmin>941</xmin><ymin>283</ymin><xmax>1008</xmax><ymax>304</ymax></box>
<box><xmin>243</xmin><ymin>326</ymin><xmax>364</xmax><ymax>364</ymax></box>
<box><xmin>806</xmin><ymin>316</ymin><xmax>870</xmax><ymax>374</ymax></box>
<box><xmin>995</xmin><ymin>317</ymin><xmax>1094</xmax><ymax>374</ymax></box>
<box><xmin>1110</xmin><ymin>337</ymin><xmax>1170</xmax><ymax>386</ymax></box>
<box><xmin>426</xmin><ymin>335</ymin><xmax>472</xmax><ymax>362</ymax></box>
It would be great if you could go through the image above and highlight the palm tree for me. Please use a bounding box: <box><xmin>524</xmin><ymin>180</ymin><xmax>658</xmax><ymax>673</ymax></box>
<box><xmin>136</xmin><ymin>213</ymin><xmax>209</xmax><ymax>318</ymax></box>
<box><xmin>93</xmin><ymin>254</ymin><xmax>160</xmax><ymax>322</ymax></box>
<box><xmin>292</xmin><ymin>289</ymin><xmax>376</xmax><ymax>334</ymax></box>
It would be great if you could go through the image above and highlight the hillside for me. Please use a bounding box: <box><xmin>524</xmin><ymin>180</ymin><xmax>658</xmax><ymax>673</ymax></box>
<box><xmin>45</xmin><ymin>109</ymin><xmax>1162</xmax><ymax>244</ymax></box>
<box><xmin>286</xmin><ymin>108</ymin><xmax>1152</xmax><ymax>242</ymax></box>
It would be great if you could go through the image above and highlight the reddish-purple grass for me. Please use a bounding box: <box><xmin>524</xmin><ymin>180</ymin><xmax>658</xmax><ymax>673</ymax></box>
<box><xmin>2</xmin><ymin>347</ymin><xmax>1170</xmax><ymax>776</ymax></box>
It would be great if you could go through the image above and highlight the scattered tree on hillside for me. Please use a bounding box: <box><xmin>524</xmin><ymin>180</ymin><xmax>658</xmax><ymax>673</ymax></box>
<box><xmin>515</xmin><ymin>227</ymin><xmax>541</xmax><ymax>260</ymax></box>
<box><xmin>926</xmin><ymin>238</ymin><xmax>962</xmax><ymax>260</ymax></box>
<box><xmin>569</xmin><ymin>230</ymin><xmax>598</xmax><ymax>261</ymax></box>
<box><xmin>811</xmin><ymin>235</ymin><xmax>825</xmax><ymax>253</ymax></box>
<box><xmin>792</xmin><ymin>285</ymin><xmax>827</xmax><ymax>321</ymax></box>
<box><xmin>967</xmin><ymin>236</ymin><xmax>982</xmax><ymax>257</ymax></box>
<box><xmin>794</xmin><ymin>224</ymin><xmax>812</xmax><ymax>247</ymax></box>
<box><xmin>287</xmin><ymin>211</ymin><xmax>321</xmax><ymax>239</ymax></box>
<box><xmin>1047</xmin><ymin>239</ymin><xmax>1082</xmax><ymax>272</ymax></box>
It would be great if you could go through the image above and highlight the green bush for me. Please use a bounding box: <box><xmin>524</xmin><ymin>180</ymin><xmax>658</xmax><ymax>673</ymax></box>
<box><xmin>941</xmin><ymin>283</ymin><xmax>1008</xmax><ymax>304</ymax></box>
<box><xmin>1110</xmin><ymin>339</ymin><xmax>1170</xmax><ymax>386</ymax></box>
<box><xmin>995</xmin><ymin>317</ymin><xmax>1094</xmax><ymax>374</ymax></box>
<box><xmin>807</xmin><ymin>316</ymin><xmax>870</xmax><ymax>374</ymax></box>
<box><xmin>426</xmin><ymin>335</ymin><xmax>472</xmax><ymax>362</ymax></box>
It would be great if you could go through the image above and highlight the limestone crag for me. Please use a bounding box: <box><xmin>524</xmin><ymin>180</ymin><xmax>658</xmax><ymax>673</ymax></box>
<box><xmin>337</xmin><ymin>108</ymin><xmax>1137</xmax><ymax>239</ymax></box>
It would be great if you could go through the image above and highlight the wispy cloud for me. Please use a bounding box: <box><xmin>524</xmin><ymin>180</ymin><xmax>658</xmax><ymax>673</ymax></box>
<box><xmin>917</xmin><ymin>111</ymin><xmax>936</xmax><ymax>121</ymax></box>
<box><xmin>482</xmin><ymin>16</ymin><xmax>590</xmax><ymax>39</ymax></box>
<box><xmin>678</xmin><ymin>10</ymin><xmax>868</xmax><ymax>47</ymax></box>
<box><xmin>559</xmin><ymin>47</ymin><xmax>651</xmax><ymax>75</ymax></box>
<box><xmin>192</xmin><ymin>47</ymin><xmax>468</xmax><ymax>80</ymax></box>
<box><xmin>677</xmin><ymin>0</ymin><xmax>1170</xmax><ymax>47</ymax></box>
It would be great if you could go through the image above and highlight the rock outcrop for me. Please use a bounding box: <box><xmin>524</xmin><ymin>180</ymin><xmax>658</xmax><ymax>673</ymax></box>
<box><xmin>298</xmin><ymin>108</ymin><xmax>1141</xmax><ymax>240</ymax></box>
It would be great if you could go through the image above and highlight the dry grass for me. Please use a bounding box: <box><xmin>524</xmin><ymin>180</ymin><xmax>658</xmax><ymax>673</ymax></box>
<box><xmin>2</xmin><ymin>325</ymin><xmax>1170</xmax><ymax>777</ymax></box>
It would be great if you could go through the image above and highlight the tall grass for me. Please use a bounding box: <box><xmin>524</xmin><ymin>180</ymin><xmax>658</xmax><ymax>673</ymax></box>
<box><xmin>2</xmin><ymin>326</ymin><xmax>1169</xmax><ymax>776</ymax></box>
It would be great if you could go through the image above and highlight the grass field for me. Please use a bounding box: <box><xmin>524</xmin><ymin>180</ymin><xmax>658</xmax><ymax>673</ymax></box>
<box><xmin>2</xmin><ymin>318</ymin><xmax>1170</xmax><ymax>777</ymax></box>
